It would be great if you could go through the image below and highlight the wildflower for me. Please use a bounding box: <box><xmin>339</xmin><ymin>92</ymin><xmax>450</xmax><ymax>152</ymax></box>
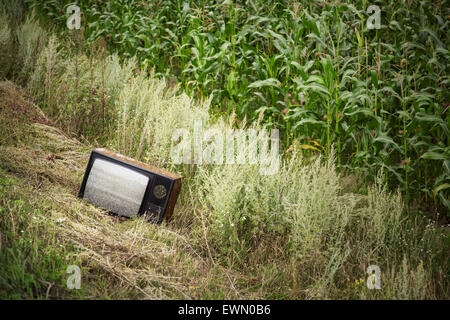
<box><xmin>400</xmin><ymin>58</ymin><xmax>407</xmax><ymax>69</ymax></box>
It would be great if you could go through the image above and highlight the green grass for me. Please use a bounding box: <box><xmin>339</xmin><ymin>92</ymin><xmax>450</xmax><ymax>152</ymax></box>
<box><xmin>0</xmin><ymin>169</ymin><xmax>84</xmax><ymax>299</ymax></box>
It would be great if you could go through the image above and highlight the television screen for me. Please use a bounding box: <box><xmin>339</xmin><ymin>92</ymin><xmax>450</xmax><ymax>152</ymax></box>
<box><xmin>83</xmin><ymin>158</ymin><xmax>150</xmax><ymax>217</ymax></box>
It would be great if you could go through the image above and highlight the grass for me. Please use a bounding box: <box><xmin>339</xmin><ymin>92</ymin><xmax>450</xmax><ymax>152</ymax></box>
<box><xmin>0</xmin><ymin>82</ymin><xmax>241</xmax><ymax>299</ymax></box>
<box><xmin>0</xmin><ymin>5</ymin><xmax>448</xmax><ymax>300</ymax></box>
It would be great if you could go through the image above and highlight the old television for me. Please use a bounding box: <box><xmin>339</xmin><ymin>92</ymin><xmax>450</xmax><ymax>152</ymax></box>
<box><xmin>78</xmin><ymin>148</ymin><xmax>182</xmax><ymax>224</ymax></box>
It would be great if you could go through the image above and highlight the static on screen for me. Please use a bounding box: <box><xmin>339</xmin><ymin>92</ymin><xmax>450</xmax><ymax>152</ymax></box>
<box><xmin>83</xmin><ymin>158</ymin><xmax>149</xmax><ymax>217</ymax></box>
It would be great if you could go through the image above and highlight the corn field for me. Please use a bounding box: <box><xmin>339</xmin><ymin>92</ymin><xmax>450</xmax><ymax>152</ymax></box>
<box><xmin>0</xmin><ymin>0</ymin><xmax>449</xmax><ymax>300</ymax></box>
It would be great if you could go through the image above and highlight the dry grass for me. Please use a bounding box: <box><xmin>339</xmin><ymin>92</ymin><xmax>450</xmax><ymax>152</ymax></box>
<box><xmin>0</xmin><ymin>81</ymin><xmax>244</xmax><ymax>299</ymax></box>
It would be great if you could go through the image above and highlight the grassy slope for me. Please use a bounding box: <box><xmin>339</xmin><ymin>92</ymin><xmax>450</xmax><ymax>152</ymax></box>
<box><xmin>1</xmin><ymin>75</ymin><xmax>448</xmax><ymax>300</ymax></box>
<box><xmin>0</xmin><ymin>81</ymin><xmax>244</xmax><ymax>299</ymax></box>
